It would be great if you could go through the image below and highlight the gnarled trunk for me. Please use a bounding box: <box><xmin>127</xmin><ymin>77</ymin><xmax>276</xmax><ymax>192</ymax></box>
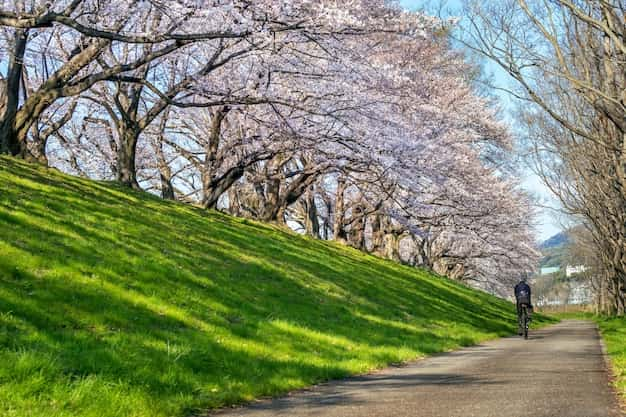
<box><xmin>0</xmin><ymin>29</ymin><xmax>28</xmax><ymax>156</ymax></box>
<box><xmin>202</xmin><ymin>166</ymin><xmax>245</xmax><ymax>209</ymax></box>
<box><xmin>3</xmin><ymin>39</ymin><xmax>106</xmax><ymax>157</ymax></box>
<box><xmin>116</xmin><ymin>125</ymin><xmax>140</xmax><ymax>189</ymax></box>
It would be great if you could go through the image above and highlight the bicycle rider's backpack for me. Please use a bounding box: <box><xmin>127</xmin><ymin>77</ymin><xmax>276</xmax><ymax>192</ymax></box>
<box><xmin>518</xmin><ymin>289</ymin><xmax>530</xmax><ymax>305</ymax></box>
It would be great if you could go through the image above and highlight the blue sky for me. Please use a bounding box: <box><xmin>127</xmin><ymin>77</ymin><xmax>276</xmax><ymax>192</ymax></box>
<box><xmin>400</xmin><ymin>0</ymin><xmax>562</xmax><ymax>242</ymax></box>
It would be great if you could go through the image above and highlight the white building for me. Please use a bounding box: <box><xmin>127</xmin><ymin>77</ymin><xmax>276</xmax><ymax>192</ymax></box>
<box><xmin>568</xmin><ymin>283</ymin><xmax>592</xmax><ymax>305</ymax></box>
<box><xmin>565</xmin><ymin>265</ymin><xmax>587</xmax><ymax>277</ymax></box>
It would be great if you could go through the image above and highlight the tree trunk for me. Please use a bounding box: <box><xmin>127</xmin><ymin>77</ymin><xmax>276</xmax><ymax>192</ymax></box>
<box><xmin>116</xmin><ymin>125</ymin><xmax>140</xmax><ymax>189</ymax></box>
<box><xmin>25</xmin><ymin>123</ymin><xmax>48</xmax><ymax>165</ymax></box>
<box><xmin>370</xmin><ymin>213</ymin><xmax>384</xmax><ymax>255</ymax></box>
<box><xmin>600</xmin><ymin>275</ymin><xmax>608</xmax><ymax>315</ymax></box>
<box><xmin>200</xmin><ymin>106</ymin><xmax>229</xmax><ymax>206</ymax></box>
<box><xmin>228</xmin><ymin>187</ymin><xmax>241</xmax><ymax>217</ymax></box>
<box><xmin>202</xmin><ymin>166</ymin><xmax>245</xmax><ymax>209</ymax></box>
<box><xmin>3</xmin><ymin>39</ymin><xmax>106</xmax><ymax>156</ymax></box>
<box><xmin>266</xmin><ymin>169</ymin><xmax>319</xmax><ymax>222</ymax></box>
<box><xmin>304</xmin><ymin>186</ymin><xmax>320</xmax><ymax>238</ymax></box>
<box><xmin>348</xmin><ymin>204</ymin><xmax>366</xmax><ymax>250</ymax></box>
<box><xmin>319</xmin><ymin>192</ymin><xmax>332</xmax><ymax>240</ymax></box>
<box><xmin>160</xmin><ymin>173</ymin><xmax>175</xmax><ymax>200</ymax></box>
<box><xmin>379</xmin><ymin>216</ymin><xmax>401</xmax><ymax>261</ymax></box>
<box><xmin>29</xmin><ymin>139</ymin><xmax>48</xmax><ymax>165</ymax></box>
<box><xmin>276</xmin><ymin>206</ymin><xmax>286</xmax><ymax>225</ymax></box>
<box><xmin>333</xmin><ymin>177</ymin><xmax>347</xmax><ymax>242</ymax></box>
<box><xmin>383</xmin><ymin>233</ymin><xmax>401</xmax><ymax>262</ymax></box>
<box><xmin>0</xmin><ymin>29</ymin><xmax>28</xmax><ymax>156</ymax></box>
<box><xmin>260</xmin><ymin>178</ymin><xmax>281</xmax><ymax>222</ymax></box>
<box><xmin>154</xmin><ymin>108</ymin><xmax>174</xmax><ymax>200</ymax></box>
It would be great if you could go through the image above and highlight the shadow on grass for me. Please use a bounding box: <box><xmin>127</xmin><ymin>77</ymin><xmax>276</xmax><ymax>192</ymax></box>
<box><xmin>0</xmin><ymin>157</ymin><xmax>553</xmax><ymax>417</ymax></box>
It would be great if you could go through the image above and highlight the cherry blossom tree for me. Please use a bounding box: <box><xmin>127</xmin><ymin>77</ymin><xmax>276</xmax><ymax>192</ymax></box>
<box><xmin>0</xmin><ymin>0</ymin><xmax>539</xmax><ymax>295</ymax></box>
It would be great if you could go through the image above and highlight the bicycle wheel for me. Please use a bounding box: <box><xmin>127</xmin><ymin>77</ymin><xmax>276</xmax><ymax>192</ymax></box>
<box><xmin>523</xmin><ymin>307</ymin><xmax>528</xmax><ymax>339</ymax></box>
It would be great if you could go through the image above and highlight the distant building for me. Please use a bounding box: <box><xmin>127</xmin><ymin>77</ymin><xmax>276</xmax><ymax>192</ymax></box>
<box><xmin>565</xmin><ymin>265</ymin><xmax>587</xmax><ymax>277</ymax></box>
<box><xmin>568</xmin><ymin>284</ymin><xmax>592</xmax><ymax>305</ymax></box>
<box><xmin>540</xmin><ymin>266</ymin><xmax>560</xmax><ymax>275</ymax></box>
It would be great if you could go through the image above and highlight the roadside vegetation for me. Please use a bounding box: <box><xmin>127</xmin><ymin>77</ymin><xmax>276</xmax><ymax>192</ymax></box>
<box><xmin>598</xmin><ymin>318</ymin><xmax>626</xmax><ymax>404</ymax></box>
<box><xmin>0</xmin><ymin>158</ymin><xmax>554</xmax><ymax>417</ymax></box>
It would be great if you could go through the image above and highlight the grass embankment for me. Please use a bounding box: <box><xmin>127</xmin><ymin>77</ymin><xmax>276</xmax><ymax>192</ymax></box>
<box><xmin>0</xmin><ymin>157</ymin><xmax>553</xmax><ymax>417</ymax></box>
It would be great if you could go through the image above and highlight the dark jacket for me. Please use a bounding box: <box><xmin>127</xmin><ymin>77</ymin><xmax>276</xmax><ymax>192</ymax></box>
<box><xmin>514</xmin><ymin>281</ymin><xmax>531</xmax><ymax>304</ymax></box>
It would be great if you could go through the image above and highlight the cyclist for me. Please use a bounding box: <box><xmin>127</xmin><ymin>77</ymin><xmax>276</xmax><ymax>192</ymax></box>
<box><xmin>514</xmin><ymin>278</ymin><xmax>533</xmax><ymax>336</ymax></box>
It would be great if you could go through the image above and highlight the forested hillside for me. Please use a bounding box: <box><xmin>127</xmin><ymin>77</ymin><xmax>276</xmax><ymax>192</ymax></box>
<box><xmin>539</xmin><ymin>232</ymin><xmax>569</xmax><ymax>250</ymax></box>
<box><xmin>539</xmin><ymin>232</ymin><xmax>569</xmax><ymax>269</ymax></box>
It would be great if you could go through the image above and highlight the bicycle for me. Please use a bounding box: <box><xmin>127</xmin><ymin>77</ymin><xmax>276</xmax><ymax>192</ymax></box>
<box><xmin>519</xmin><ymin>303</ymin><xmax>531</xmax><ymax>339</ymax></box>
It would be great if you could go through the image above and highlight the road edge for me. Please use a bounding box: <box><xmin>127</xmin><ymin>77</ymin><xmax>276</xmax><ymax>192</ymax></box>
<box><xmin>594</xmin><ymin>321</ymin><xmax>626</xmax><ymax>416</ymax></box>
<box><xmin>206</xmin><ymin>321</ymin><xmax>562</xmax><ymax>416</ymax></box>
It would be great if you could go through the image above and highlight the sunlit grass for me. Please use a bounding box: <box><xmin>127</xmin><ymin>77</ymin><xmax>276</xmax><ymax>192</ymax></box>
<box><xmin>596</xmin><ymin>318</ymin><xmax>626</xmax><ymax>404</ymax></box>
<box><xmin>0</xmin><ymin>156</ymin><xmax>555</xmax><ymax>417</ymax></box>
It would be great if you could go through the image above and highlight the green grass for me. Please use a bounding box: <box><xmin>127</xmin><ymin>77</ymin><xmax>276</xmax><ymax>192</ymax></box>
<box><xmin>0</xmin><ymin>157</ymin><xmax>554</xmax><ymax>417</ymax></box>
<box><xmin>596</xmin><ymin>317</ymin><xmax>626</xmax><ymax>404</ymax></box>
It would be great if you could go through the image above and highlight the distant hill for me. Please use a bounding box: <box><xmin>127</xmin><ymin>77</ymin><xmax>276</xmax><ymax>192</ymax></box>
<box><xmin>540</xmin><ymin>231</ymin><xmax>569</xmax><ymax>249</ymax></box>
<box><xmin>539</xmin><ymin>231</ymin><xmax>569</xmax><ymax>269</ymax></box>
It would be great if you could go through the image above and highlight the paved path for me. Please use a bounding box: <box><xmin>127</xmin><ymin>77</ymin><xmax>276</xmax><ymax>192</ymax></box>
<box><xmin>212</xmin><ymin>320</ymin><xmax>622</xmax><ymax>417</ymax></box>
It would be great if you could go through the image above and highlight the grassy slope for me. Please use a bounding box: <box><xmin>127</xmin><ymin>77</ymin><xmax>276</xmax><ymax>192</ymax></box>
<box><xmin>0</xmin><ymin>157</ymin><xmax>553</xmax><ymax>417</ymax></box>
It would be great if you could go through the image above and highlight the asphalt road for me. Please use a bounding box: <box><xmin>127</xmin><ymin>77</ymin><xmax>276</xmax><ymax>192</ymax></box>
<box><xmin>211</xmin><ymin>320</ymin><xmax>622</xmax><ymax>417</ymax></box>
